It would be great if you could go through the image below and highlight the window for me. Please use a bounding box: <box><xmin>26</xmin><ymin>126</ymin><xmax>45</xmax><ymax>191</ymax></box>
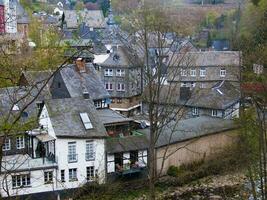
<box><xmin>69</xmin><ymin>168</ymin><xmax>77</xmax><ymax>181</ymax></box>
<box><xmin>180</xmin><ymin>69</ymin><xmax>187</xmax><ymax>76</ymax></box>
<box><xmin>104</xmin><ymin>69</ymin><xmax>113</xmax><ymax>76</ymax></box>
<box><xmin>212</xmin><ymin>109</ymin><xmax>218</xmax><ymax>117</ymax></box>
<box><xmin>57</xmin><ymin>82</ymin><xmax>61</xmax><ymax>88</ymax></box>
<box><xmin>190</xmin><ymin>69</ymin><xmax>196</xmax><ymax>77</ymax></box>
<box><xmin>191</xmin><ymin>82</ymin><xmax>196</xmax><ymax>88</ymax></box>
<box><xmin>105</xmin><ymin>82</ymin><xmax>113</xmax><ymax>91</ymax></box>
<box><xmin>94</xmin><ymin>101</ymin><xmax>101</xmax><ymax>108</ymax></box>
<box><xmin>117</xmin><ymin>98</ymin><xmax>122</xmax><ymax>104</ymax></box>
<box><xmin>116</xmin><ymin>69</ymin><xmax>125</xmax><ymax>77</ymax></box>
<box><xmin>86</xmin><ymin>166</ymin><xmax>95</xmax><ymax>181</ymax></box>
<box><xmin>117</xmin><ymin>83</ymin><xmax>125</xmax><ymax>91</ymax></box>
<box><xmin>2</xmin><ymin>138</ymin><xmax>11</xmax><ymax>151</ymax></box>
<box><xmin>16</xmin><ymin>136</ymin><xmax>25</xmax><ymax>149</ymax></box>
<box><xmin>86</xmin><ymin>141</ymin><xmax>95</xmax><ymax>161</ymax></box>
<box><xmin>200</xmin><ymin>83</ymin><xmax>206</xmax><ymax>88</ymax></box>
<box><xmin>220</xmin><ymin>68</ymin><xmax>226</xmax><ymax>77</ymax></box>
<box><xmin>61</xmin><ymin>170</ymin><xmax>65</xmax><ymax>182</ymax></box>
<box><xmin>181</xmin><ymin>82</ymin><xmax>187</xmax><ymax>87</ymax></box>
<box><xmin>68</xmin><ymin>142</ymin><xmax>77</xmax><ymax>163</ymax></box>
<box><xmin>80</xmin><ymin>113</ymin><xmax>93</xmax><ymax>129</ymax></box>
<box><xmin>44</xmin><ymin>171</ymin><xmax>53</xmax><ymax>184</ymax></box>
<box><xmin>192</xmin><ymin>107</ymin><xmax>199</xmax><ymax>116</ymax></box>
<box><xmin>200</xmin><ymin>68</ymin><xmax>206</xmax><ymax>77</ymax></box>
<box><xmin>12</xmin><ymin>174</ymin><xmax>31</xmax><ymax>188</ymax></box>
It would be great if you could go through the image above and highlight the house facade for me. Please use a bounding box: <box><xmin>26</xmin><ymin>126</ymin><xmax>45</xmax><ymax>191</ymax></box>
<box><xmin>167</xmin><ymin>51</ymin><xmax>240</xmax><ymax>89</ymax></box>
<box><xmin>94</xmin><ymin>45</ymin><xmax>143</xmax><ymax>116</ymax></box>
<box><xmin>0</xmin><ymin>96</ymin><xmax>107</xmax><ymax>198</ymax></box>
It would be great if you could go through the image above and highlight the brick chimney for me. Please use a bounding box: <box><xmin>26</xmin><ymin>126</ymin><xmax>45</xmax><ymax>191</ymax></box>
<box><xmin>75</xmin><ymin>58</ymin><xmax>86</xmax><ymax>73</ymax></box>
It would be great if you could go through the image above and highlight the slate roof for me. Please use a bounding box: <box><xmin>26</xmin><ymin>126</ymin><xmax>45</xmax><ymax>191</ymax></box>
<box><xmin>186</xmin><ymin>81</ymin><xmax>240</xmax><ymax>109</ymax></box>
<box><xmin>144</xmin><ymin>81</ymin><xmax>240</xmax><ymax>110</ymax></box>
<box><xmin>59</xmin><ymin>63</ymin><xmax>110</xmax><ymax>100</ymax></box>
<box><xmin>64</xmin><ymin>10</ymin><xmax>78</xmax><ymax>28</ymax></box>
<box><xmin>106</xmin><ymin>135</ymin><xmax>149</xmax><ymax>153</ymax></box>
<box><xmin>97</xmin><ymin>109</ymin><xmax>133</xmax><ymax>125</ymax></box>
<box><xmin>139</xmin><ymin>116</ymin><xmax>237</xmax><ymax>148</ymax></box>
<box><xmin>15</xmin><ymin>0</ymin><xmax>29</xmax><ymax>24</ymax></box>
<box><xmin>169</xmin><ymin>51</ymin><xmax>240</xmax><ymax>67</ymax></box>
<box><xmin>0</xmin><ymin>87</ymin><xmax>40</xmax><ymax>128</ymax></box>
<box><xmin>20</xmin><ymin>70</ymin><xmax>54</xmax><ymax>100</ymax></box>
<box><xmin>45</xmin><ymin>97</ymin><xmax>107</xmax><ymax>138</ymax></box>
<box><xmin>80</xmin><ymin>10</ymin><xmax>105</xmax><ymax>29</ymax></box>
<box><xmin>96</xmin><ymin>46</ymin><xmax>139</xmax><ymax>67</ymax></box>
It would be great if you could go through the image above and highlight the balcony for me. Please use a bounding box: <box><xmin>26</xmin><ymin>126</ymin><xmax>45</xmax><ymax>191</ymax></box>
<box><xmin>68</xmin><ymin>154</ymin><xmax>78</xmax><ymax>163</ymax></box>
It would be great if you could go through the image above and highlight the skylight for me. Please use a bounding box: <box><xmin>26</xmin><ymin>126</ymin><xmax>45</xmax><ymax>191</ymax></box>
<box><xmin>80</xmin><ymin>113</ymin><xmax>93</xmax><ymax>130</ymax></box>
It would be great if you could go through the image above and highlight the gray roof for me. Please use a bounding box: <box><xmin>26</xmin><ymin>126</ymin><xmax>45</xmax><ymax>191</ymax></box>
<box><xmin>187</xmin><ymin>81</ymin><xmax>240</xmax><ymax>109</ymax></box>
<box><xmin>79</xmin><ymin>10</ymin><xmax>105</xmax><ymax>29</ymax></box>
<box><xmin>97</xmin><ymin>46</ymin><xmax>138</xmax><ymax>67</ymax></box>
<box><xmin>15</xmin><ymin>0</ymin><xmax>30</xmax><ymax>24</ymax></box>
<box><xmin>0</xmin><ymin>87</ymin><xmax>40</xmax><ymax>127</ymax></box>
<box><xmin>20</xmin><ymin>70</ymin><xmax>54</xmax><ymax>101</ymax></box>
<box><xmin>45</xmin><ymin>97</ymin><xmax>107</xmax><ymax>138</ymax></box>
<box><xmin>60</xmin><ymin>63</ymin><xmax>110</xmax><ymax>100</ymax></box>
<box><xmin>64</xmin><ymin>10</ymin><xmax>78</xmax><ymax>28</ymax></box>
<box><xmin>139</xmin><ymin>116</ymin><xmax>237</xmax><ymax>148</ymax></box>
<box><xmin>146</xmin><ymin>81</ymin><xmax>240</xmax><ymax>110</ymax></box>
<box><xmin>169</xmin><ymin>51</ymin><xmax>240</xmax><ymax>67</ymax></box>
<box><xmin>97</xmin><ymin>109</ymin><xmax>133</xmax><ymax>125</ymax></box>
<box><xmin>106</xmin><ymin>135</ymin><xmax>149</xmax><ymax>153</ymax></box>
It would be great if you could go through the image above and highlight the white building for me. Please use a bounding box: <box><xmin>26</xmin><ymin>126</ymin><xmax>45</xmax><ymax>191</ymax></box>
<box><xmin>0</xmin><ymin>97</ymin><xmax>107</xmax><ymax>198</ymax></box>
<box><xmin>3</xmin><ymin>0</ymin><xmax>17</xmax><ymax>33</ymax></box>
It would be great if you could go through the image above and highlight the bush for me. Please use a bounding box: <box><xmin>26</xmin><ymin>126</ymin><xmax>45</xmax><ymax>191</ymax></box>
<box><xmin>167</xmin><ymin>165</ymin><xmax>180</xmax><ymax>177</ymax></box>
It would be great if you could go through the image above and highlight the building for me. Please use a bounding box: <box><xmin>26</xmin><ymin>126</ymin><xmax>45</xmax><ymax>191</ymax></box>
<box><xmin>0</xmin><ymin>0</ymin><xmax>5</xmax><ymax>34</ymax></box>
<box><xmin>0</xmin><ymin>97</ymin><xmax>107</xmax><ymax>198</ymax></box>
<box><xmin>3</xmin><ymin>0</ymin><xmax>17</xmax><ymax>34</ymax></box>
<box><xmin>138</xmin><ymin>116</ymin><xmax>238</xmax><ymax>175</ymax></box>
<box><xmin>94</xmin><ymin>45</ymin><xmax>142</xmax><ymax>116</ymax></box>
<box><xmin>167</xmin><ymin>51</ymin><xmax>240</xmax><ymax>89</ymax></box>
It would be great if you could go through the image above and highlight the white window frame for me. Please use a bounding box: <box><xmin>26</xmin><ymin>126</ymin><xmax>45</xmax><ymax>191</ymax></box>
<box><xmin>212</xmin><ymin>109</ymin><xmax>218</xmax><ymax>117</ymax></box>
<box><xmin>16</xmin><ymin>136</ymin><xmax>25</xmax><ymax>149</ymax></box>
<box><xmin>2</xmin><ymin>138</ymin><xmax>11</xmax><ymax>151</ymax></box>
<box><xmin>191</xmin><ymin>82</ymin><xmax>196</xmax><ymax>88</ymax></box>
<box><xmin>190</xmin><ymin>69</ymin><xmax>196</xmax><ymax>77</ymax></box>
<box><xmin>95</xmin><ymin>101</ymin><xmax>101</xmax><ymax>108</ymax></box>
<box><xmin>68</xmin><ymin>142</ymin><xmax>77</xmax><ymax>163</ymax></box>
<box><xmin>192</xmin><ymin>107</ymin><xmax>199</xmax><ymax>116</ymax></box>
<box><xmin>44</xmin><ymin>171</ymin><xmax>53</xmax><ymax>184</ymax></box>
<box><xmin>180</xmin><ymin>69</ymin><xmax>187</xmax><ymax>77</ymax></box>
<box><xmin>105</xmin><ymin>82</ymin><xmax>113</xmax><ymax>91</ymax></box>
<box><xmin>12</xmin><ymin>174</ymin><xmax>31</xmax><ymax>188</ymax></box>
<box><xmin>220</xmin><ymin>68</ymin><xmax>226</xmax><ymax>77</ymax></box>
<box><xmin>69</xmin><ymin>168</ymin><xmax>77</xmax><ymax>181</ymax></box>
<box><xmin>200</xmin><ymin>68</ymin><xmax>206</xmax><ymax>77</ymax></box>
<box><xmin>117</xmin><ymin>83</ymin><xmax>125</xmax><ymax>91</ymax></box>
<box><xmin>104</xmin><ymin>69</ymin><xmax>113</xmax><ymax>76</ymax></box>
<box><xmin>86</xmin><ymin>166</ymin><xmax>95</xmax><ymax>181</ymax></box>
<box><xmin>85</xmin><ymin>141</ymin><xmax>95</xmax><ymax>161</ymax></box>
<box><xmin>116</xmin><ymin>69</ymin><xmax>125</xmax><ymax>77</ymax></box>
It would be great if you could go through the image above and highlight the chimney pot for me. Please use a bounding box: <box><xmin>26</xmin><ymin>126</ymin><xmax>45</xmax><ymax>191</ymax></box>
<box><xmin>75</xmin><ymin>58</ymin><xmax>86</xmax><ymax>73</ymax></box>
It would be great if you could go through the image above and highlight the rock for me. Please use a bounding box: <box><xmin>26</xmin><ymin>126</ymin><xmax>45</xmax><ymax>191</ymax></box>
<box><xmin>193</xmin><ymin>194</ymin><xmax>201</xmax><ymax>200</ymax></box>
<box><xmin>209</xmin><ymin>195</ymin><xmax>222</xmax><ymax>200</ymax></box>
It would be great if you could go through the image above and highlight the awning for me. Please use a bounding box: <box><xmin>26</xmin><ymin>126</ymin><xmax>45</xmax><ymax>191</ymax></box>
<box><xmin>36</xmin><ymin>134</ymin><xmax>56</xmax><ymax>143</ymax></box>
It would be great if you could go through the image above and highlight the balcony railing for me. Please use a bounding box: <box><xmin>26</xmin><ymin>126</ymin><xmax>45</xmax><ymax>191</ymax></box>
<box><xmin>68</xmin><ymin>154</ymin><xmax>78</xmax><ymax>163</ymax></box>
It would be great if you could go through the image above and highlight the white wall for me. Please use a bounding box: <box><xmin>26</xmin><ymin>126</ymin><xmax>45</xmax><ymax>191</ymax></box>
<box><xmin>4</xmin><ymin>0</ymin><xmax>17</xmax><ymax>33</ymax></box>
<box><xmin>0</xmin><ymin>168</ymin><xmax>58</xmax><ymax>197</ymax></box>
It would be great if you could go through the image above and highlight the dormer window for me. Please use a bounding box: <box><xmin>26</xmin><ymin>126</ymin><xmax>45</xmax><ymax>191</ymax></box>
<box><xmin>113</xmin><ymin>54</ymin><xmax>120</xmax><ymax>61</ymax></box>
<box><xmin>220</xmin><ymin>68</ymin><xmax>226</xmax><ymax>77</ymax></box>
<box><xmin>80</xmin><ymin>113</ymin><xmax>93</xmax><ymax>130</ymax></box>
<box><xmin>12</xmin><ymin>104</ymin><xmax>19</xmax><ymax>111</ymax></box>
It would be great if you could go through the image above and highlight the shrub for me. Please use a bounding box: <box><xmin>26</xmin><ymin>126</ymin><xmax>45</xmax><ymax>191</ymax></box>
<box><xmin>167</xmin><ymin>165</ymin><xmax>180</xmax><ymax>177</ymax></box>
